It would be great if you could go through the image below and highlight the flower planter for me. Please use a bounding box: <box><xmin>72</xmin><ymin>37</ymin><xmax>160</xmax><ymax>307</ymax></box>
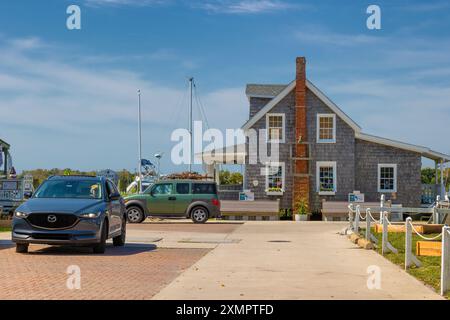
<box><xmin>294</xmin><ymin>214</ymin><xmax>308</xmax><ymax>221</ymax></box>
<box><xmin>266</xmin><ymin>191</ymin><xmax>283</xmax><ymax>196</ymax></box>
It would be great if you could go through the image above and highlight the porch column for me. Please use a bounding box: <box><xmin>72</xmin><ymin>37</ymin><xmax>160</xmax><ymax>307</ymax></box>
<box><xmin>214</xmin><ymin>163</ymin><xmax>220</xmax><ymax>186</ymax></box>
<box><xmin>3</xmin><ymin>148</ymin><xmax>8</xmax><ymax>177</ymax></box>
<box><xmin>241</xmin><ymin>164</ymin><xmax>246</xmax><ymax>191</ymax></box>
<box><xmin>435</xmin><ymin>160</ymin><xmax>439</xmax><ymax>185</ymax></box>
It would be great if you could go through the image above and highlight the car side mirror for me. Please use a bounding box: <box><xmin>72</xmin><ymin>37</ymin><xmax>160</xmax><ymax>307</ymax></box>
<box><xmin>23</xmin><ymin>191</ymin><xmax>33</xmax><ymax>199</ymax></box>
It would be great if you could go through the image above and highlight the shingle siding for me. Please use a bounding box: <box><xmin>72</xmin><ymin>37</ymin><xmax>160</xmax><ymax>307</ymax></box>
<box><xmin>306</xmin><ymin>89</ymin><xmax>356</xmax><ymax>212</ymax></box>
<box><xmin>245</xmin><ymin>91</ymin><xmax>295</xmax><ymax>209</ymax></box>
<box><xmin>355</xmin><ymin>139</ymin><xmax>422</xmax><ymax>207</ymax></box>
<box><xmin>249</xmin><ymin>97</ymin><xmax>272</xmax><ymax>119</ymax></box>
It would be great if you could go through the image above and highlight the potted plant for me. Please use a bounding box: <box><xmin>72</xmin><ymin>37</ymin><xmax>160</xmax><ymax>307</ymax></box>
<box><xmin>293</xmin><ymin>196</ymin><xmax>309</xmax><ymax>221</ymax></box>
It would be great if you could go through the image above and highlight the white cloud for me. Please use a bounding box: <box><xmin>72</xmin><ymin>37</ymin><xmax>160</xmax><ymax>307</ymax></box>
<box><xmin>197</xmin><ymin>0</ymin><xmax>295</xmax><ymax>14</ymax></box>
<box><xmin>324</xmin><ymin>78</ymin><xmax>450</xmax><ymax>157</ymax></box>
<box><xmin>84</xmin><ymin>0</ymin><xmax>169</xmax><ymax>7</ymax></box>
<box><xmin>295</xmin><ymin>28</ymin><xmax>383</xmax><ymax>47</ymax></box>
<box><xmin>0</xmin><ymin>37</ymin><xmax>247</xmax><ymax>171</ymax></box>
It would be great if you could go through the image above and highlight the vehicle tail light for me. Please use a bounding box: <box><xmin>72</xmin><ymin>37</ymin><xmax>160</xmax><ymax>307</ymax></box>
<box><xmin>212</xmin><ymin>198</ymin><xmax>220</xmax><ymax>208</ymax></box>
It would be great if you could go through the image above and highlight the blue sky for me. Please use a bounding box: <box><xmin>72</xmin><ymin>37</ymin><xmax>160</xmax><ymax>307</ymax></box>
<box><xmin>0</xmin><ymin>0</ymin><xmax>450</xmax><ymax>173</ymax></box>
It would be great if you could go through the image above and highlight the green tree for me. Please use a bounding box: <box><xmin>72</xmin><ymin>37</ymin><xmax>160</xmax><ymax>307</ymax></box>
<box><xmin>421</xmin><ymin>167</ymin><xmax>450</xmax><ymax>189</ymax></box>
<box><xmin>219</xmin><ymin>170</ymin><xmax>243</xmax><ymax>185</ymax></box>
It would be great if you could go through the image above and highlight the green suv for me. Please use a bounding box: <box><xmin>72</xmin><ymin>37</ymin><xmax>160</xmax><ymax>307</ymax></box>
<box><xmin>124</xmin><ymin>180</ymin><xmax>221</xmax><ymax>224</ymax></box>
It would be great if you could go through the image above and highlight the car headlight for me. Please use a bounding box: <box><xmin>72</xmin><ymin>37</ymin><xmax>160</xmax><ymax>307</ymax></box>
<box><xmin>15</xmin><ymin>211</ymin><xmax>29</xmax><ymax>218</ymax></box>
<box><xmin>80</xmin><ymin>212</ymin><xmax>101</xmax><ymax>219</ymax></box>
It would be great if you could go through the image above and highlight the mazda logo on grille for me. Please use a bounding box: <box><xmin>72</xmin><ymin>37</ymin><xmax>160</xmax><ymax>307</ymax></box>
<box><xmin>47</xmin><ymin>215</ymin><xmax>57</xmax><ymax>223</ymax></box>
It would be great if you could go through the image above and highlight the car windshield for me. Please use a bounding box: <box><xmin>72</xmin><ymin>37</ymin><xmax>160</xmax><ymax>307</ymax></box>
<box><xmin>34</xmin><ymin>180</ymin><xmax>103</xmax><ymax>199</ymax></box>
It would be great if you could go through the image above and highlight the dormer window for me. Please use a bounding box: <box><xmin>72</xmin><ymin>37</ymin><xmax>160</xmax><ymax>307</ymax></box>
<box><xmin>266</xmin><ymin>113</ymin><xmax>285</xmax><ymax>143</ymax></box>
<box><xmin>317</xmin><ymin>114</ymin><xmax>336</xmax><ymax>143</ymax></box>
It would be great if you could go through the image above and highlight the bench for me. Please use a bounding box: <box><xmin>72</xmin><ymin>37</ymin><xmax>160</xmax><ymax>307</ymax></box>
<box><xmin>321</xmin><ymin>201</ymin><xmax>382</xmax><ymax>222</ymax></box>
<box><xmin>220</xmin><ymin>200</ymin><xmax>280</xmax><ymax>221</ymax></box>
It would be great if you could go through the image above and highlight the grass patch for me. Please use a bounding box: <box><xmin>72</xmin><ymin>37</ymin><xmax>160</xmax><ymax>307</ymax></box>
<box><xmin>360</xmin><ymin>227</ymin><xmax>448</xmax><ymax>298</ymax></box>
<box><xmin>0</xmin><ymin>226</ymin><xmax>11</xmax><ymax>232</ymax></box>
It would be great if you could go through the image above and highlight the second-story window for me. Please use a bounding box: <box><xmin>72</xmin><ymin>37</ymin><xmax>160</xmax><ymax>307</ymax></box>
<box><xmin>317</xmin><ymin>114</ymin><xmax>336</xmax><ymax>143</ymax></box>
<box><xmin>266</xmin><ymin>113</ymin><xmax>285</xmax><ymax>143</ymax></box>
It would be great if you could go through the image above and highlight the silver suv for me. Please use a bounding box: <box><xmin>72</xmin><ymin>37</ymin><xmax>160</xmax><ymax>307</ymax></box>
<box><xmin>12</xmin><ymin>175</ymin><xmax>126</xmax><ymax>254</ymax></box>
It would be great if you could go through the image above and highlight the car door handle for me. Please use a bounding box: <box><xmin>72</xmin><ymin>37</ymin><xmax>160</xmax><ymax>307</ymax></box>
<box><xmin>168</xmin><ymin>196</ymin><xmax>177</xmax><ymax>201</ymax></box>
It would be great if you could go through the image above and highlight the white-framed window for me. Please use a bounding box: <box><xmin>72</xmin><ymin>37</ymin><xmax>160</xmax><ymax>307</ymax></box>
<box><xmin>378</xmin><ymin>164</ymin><xmax>397</xmax><ymax>193</ymax></box>
<box><xmin>316</xmin><ymin>161</ymin><xmax>337</xmax><ymax>195</ymax></box>
<box><xmin>317</xmin><ymin>114</ymin><xmax>336</xmax><ymax>143</ymax></box>
<box><xmin>265</xmin><ymin>162</ymin><xmax>285</xmax><ymax>193</ymax></box>
<box><xmin>266</xmin><ymin>113</ymin><xmax>285</xmax><ymax>143</ymax></box>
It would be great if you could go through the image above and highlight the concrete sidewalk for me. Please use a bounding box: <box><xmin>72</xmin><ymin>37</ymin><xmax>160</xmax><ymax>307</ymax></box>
<box><xmin>153</xmin><ymin>221</ymin><xmax>443</xmax><ymax>300</ymax></box>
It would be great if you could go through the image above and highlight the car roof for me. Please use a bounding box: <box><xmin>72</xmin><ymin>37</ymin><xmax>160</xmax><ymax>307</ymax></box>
<box><xmin>158</xmin><ymin>179</ymin><xmax>215</xmax><ymax>184</ymax></box>
<box><xmin>47</xmin><ymin>175</ymin><xmax>104</xmax><ymax>182</ymax></box>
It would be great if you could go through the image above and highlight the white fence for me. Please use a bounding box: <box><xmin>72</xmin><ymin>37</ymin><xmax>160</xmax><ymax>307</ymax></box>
<box><xmin>441</xmin><ymin>226</ymin><xmax>450</xmax><ymax>295</ymax></box>
<box><xmin>346</xmin><ymin>195</ymin><xmax>450</xmax><ymax>296</ymax></box>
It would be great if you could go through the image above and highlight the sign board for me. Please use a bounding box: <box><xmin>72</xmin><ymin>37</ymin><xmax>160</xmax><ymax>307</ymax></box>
<box><xmin>239</xmin><ymin>190</ymin><xmax>254</xmax><ymax>201</ymax></box>
<box><xmin>349</xmin><ymin>192</ymin><xmax>365</xmax><ymax>203</ymax></box>
<box><xmin>23</xmin><ymin>175</ymin><xmax>34</xmax><ymax>193</ymax></box>
<box><xmin>0</xmin><ymin>179</ymin><xmax>23</xmax><ymax>201</ymax></box>
<box><xmin>97</xmin><ymin>169</ymin><xmax>119</xmax><ymax>186</ymax></box>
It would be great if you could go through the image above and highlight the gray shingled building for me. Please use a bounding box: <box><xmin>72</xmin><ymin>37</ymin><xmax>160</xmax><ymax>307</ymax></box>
<box><xmin>204</xmin><ymin>57</ymin><xmax>450</xmax><ymax>217</ymax></box>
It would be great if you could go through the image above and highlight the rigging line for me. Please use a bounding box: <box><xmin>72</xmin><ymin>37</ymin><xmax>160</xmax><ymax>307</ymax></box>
<box><xmin>193</xmin><ymin>82</ymin><xmax>210</xmax><ymax>130</ymax></box>
<box><xmin>193</xmin><ymin>82</ymin><xmax>207</xmax><ymax>128</ymax></box>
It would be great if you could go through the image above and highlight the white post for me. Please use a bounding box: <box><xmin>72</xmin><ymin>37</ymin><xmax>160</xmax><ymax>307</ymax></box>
<box><xmin>433</xmin><ymin>197</ymin><xmax>440</xmax><ymax>224</ymax></box>
<box><xmin>380</xmin><ymin>194</ymin><xmax>385</xmax><ymax>222</ymax></box>
<box><xmin>382</xmin><ymin>211</ymin><xmax>388</xmax><ymax>255</ymax></box>
<box><xmin>348</xmin><ymin>204</ymin><xmax>354</xmax><ymax>232</ymax></box>
<box><xmin>354</xmin><ymin>205</ymin><xmax>360</xmax><ymax>234</ymax></box>
<box><xmin>441</xmin><ymin>226</ymin><xmax>450</xmax><ymax>296</ymax></box>
<box><xmin>366</xmin><ymin>210</ymin><xmax>371</xmax><ymax>240</ymax></box>
<box><xmin>405</xmin><ymin>217</ymin><xmax>421</xmax><ymax>269</ymax></box>
<box><xmin>382</xmin><ymin>211</ymin><xmax>398</xmax><ymax>255</ymax></box>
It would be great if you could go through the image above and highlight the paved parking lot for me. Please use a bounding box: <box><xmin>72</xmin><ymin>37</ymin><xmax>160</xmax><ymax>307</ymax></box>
<box><xmin>0</xmin><ymin>221</ymin><xmax>442</xmax><ymax>300</ymax></box>
<box><xmin>0</xmin><ymin>221</ymin><xmax>240</xmax><ymax>300</ymax></box>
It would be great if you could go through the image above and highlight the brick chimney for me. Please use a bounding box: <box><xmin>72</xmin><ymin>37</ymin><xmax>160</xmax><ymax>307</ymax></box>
<box><xmin>292</xmin><ymin>57</ymin><xmax>310</xmax><ymax>211</ymax></box>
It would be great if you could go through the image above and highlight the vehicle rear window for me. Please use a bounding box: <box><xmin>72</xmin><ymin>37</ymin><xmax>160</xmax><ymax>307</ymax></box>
<box><xmin>176</xmin><ymin>183</ymin><xmax>190</xmax><ymax>194</ymax></box>
<box><xmin>192</xmin><ymin>183</ymin><xmax>216</xmax><ymax>194</ymax></box>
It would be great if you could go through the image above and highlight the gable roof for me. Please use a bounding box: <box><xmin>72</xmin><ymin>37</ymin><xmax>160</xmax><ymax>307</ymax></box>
<box><xmin>242</xmin><ymin>80</ymin><xmax>450</xmax><ymax>162</ymax></box>
<box><xmin>246</xmin><ymin>84</ymin><xmax>287</xmax><ymax>98</ymax></box>
<box><xmin>242</xmin><ymin>79</ymin><xmax>362</xmax><ymax>133</ymax></box>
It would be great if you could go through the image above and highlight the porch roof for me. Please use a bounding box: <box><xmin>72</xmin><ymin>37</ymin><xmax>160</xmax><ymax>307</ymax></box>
<box><xmin>195</xmin><ymin>144</ymin><xmax>246</xmax><ymax>165</ymax></box>
<box><xmin>0</xmin><ymin>138</ymin><xmax>10</xmax><ymax>149</ymax></box>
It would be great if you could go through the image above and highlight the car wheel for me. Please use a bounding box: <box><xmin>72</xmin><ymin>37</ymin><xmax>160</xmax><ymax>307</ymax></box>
<box><xmin>16</xmin><ymin>243</ymin><xmax>29</xmax><ymax>254</ymax></box>
<box><xmin>191</xmin><ymin>206</ymin><xmax>208</xmax><ymax>224</ymax></box>
<box><xmin>93</xmin><ymin>221</ymin><xmax>107</xmax><ymax>254</ymax></box>
<box><xmin>113</xmin><ymin>217</ymin><xmax>126</xmax><ymax>247</ymax></box>
<box><xmin>126</xmin><ymin>206</ymin><xmax>144</xmax><ymax>224</ymax></box>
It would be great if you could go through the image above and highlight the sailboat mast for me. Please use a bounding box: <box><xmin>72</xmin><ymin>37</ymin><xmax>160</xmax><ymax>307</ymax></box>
<box><xmin>189</xmin><ymin>77</ymin><xmax>194</xmax><ymax>173</ymax></box>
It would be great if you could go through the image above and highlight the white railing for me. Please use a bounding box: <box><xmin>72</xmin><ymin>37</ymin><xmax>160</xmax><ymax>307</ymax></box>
<box><xmin>346</xmin><ymin>196</ymin><xmax>450</xmax><ymax>296</ymax></box>
<box><xmin>404</xmin><ymin>218</ymin><xmax>450</xmax><ymax>296</ymax></box>
<box><xmin>346</xmin><ymin>204</ymin><xmax>378</xmax><ymax>244</ymax></box>
<box><xmin>441</xmin><ymin>226</ymin><xmax>450</xmax><ymax>296</ymax></box>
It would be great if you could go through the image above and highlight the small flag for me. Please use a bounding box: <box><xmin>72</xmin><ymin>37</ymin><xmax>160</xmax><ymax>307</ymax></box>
<box><xmin>141</xmin><ymin>159</ymin><xmax>154</xmax><ymax>167</ymax></box>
